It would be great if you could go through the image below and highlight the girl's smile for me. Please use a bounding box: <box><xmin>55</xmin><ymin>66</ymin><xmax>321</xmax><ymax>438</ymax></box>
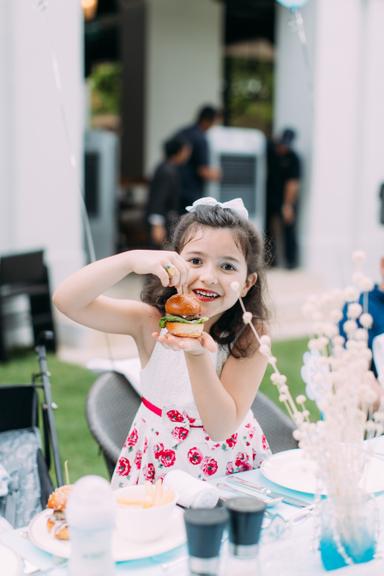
<box><xmin>192</xmin><ymin>288</ymin><xmax>220</xmax><ymax>302</ymax></box>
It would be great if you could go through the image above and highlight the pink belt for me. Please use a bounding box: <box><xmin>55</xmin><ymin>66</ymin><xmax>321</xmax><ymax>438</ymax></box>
<box><xmin>141</xmin><ymin>396</ymin><xmax>203</xmax><ymax>428</ymax></box>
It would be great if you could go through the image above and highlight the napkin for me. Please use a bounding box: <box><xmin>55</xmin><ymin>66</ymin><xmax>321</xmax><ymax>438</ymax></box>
<box><xmin>163</xmin><ymin>470</ymin><xmax>219</xmax><ymax>509</ymax></box>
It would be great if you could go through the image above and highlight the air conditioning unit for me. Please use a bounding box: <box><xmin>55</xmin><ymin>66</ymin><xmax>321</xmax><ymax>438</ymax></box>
<box><xmin>207</xmin><ymin>126</ymin><xmax>266</xmax><ymax>231</ymax></box>
<box><xmin>84</xmin><ymin>130</ymin><xmax>119</xmax><ymax>260</ymax></box>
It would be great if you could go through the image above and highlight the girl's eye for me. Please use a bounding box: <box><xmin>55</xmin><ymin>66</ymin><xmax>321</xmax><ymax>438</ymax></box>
<box><xmin>189</xmin><ymin>257</ymin><xmax>202</xmax><ymax>266</ymax></box>
<box><xmin>221</xmin><ymin>262</ymin><xmax>237</xmax><ymax>272</ymax></box>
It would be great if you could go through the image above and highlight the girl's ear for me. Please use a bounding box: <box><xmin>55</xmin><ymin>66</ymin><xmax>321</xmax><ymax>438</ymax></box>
<box><xmin>241</xmin><ymin>272</ymin><xmax>257</xmax><ymax>298</ymax></box>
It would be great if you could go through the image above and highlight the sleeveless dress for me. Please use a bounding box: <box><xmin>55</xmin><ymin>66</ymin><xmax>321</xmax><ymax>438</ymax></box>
<box><xmin>111</xmin><ymin>342</ymin><xmax>271</xmax><ymax>488</ymax></box>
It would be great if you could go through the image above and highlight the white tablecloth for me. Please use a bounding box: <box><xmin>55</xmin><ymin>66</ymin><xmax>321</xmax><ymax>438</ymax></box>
<box><xmin>2</xmin><ymin>438</ymin><xmax>384</xmax><ymax>575</ymax></box>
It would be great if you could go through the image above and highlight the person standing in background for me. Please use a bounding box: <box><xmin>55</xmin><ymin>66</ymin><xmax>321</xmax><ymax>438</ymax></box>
<box><xmin>266</xmin><ymin>128</ymin><xmax>301</xmax><ymax>269</ymax></box>
<box><xmin>146</xmin><ymin>136</ymin><xmax>190</xmax><ymax>248</ymax></box>
<box><xmin>340</xmin><ymin>256</ymin><xmax>384</xmax><ymax>379</ymax></box>
<box><xmin>176</xmin><ymin>105</ymin><xmax>222</xmax><ymax>207</ymax></box>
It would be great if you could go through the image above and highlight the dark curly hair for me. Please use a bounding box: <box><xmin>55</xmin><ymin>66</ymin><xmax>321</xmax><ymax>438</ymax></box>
<box><xmin>141</xmin><ymin>204</ymin><xmax>269</xmax><ymax>358</ymax></box>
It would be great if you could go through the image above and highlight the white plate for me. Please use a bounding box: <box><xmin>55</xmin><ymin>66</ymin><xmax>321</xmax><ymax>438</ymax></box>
<box><xmin>261</xmin><ymin>449</ymin><xmax>384</xmax><ymax>495</ymax></box>
<box><xmin>0</xmin><ymin>542</ymin><xmax>23</xmax><ymax>576</ymax></box>
<box><xmin>29</xmin><ymin>508</ymin><xmax>186</xmax><ymax>561</ymax></box>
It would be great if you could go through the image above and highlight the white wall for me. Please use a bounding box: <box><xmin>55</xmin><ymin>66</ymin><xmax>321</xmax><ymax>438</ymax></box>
<box><xmin>355</xmin><ymin>0</ymin><xmax>384</xmax><ymax>276</ymax></box>
<box><xmin>146</xmin><ymin>0</ymin><xmax>222</xmax><ymax>174</ymax></box>
<box><xmin>0</xmin><ymin>0</ymin><xmax>14</xmax><ymax>252</ymax></box>
<box><xmin>0</xmin><ymin>0</ymin><xmax>84</xmax><ymax>287</ymax></box>
<box><xmin>275</xmin><ymin>0</ymin><xmax>384</xmax><ymax>286</ymax></box>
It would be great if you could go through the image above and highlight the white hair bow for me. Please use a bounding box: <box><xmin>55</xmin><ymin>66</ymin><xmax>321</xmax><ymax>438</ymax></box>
<box><xmin>185</xmin><ymin>197</ymin><xmax>249</xmax><ymax>219</ymax></box>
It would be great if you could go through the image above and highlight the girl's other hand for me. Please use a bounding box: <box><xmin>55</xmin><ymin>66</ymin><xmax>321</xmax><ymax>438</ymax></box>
<box><xmin>152</xmin><ymin>331</ymin><xmax>217</xmax><ymax>355</ymax></box>
<box><xmin>129</xmin><ymin>250</ymin><xmax>189</xmax><ymax>289</ymax></box>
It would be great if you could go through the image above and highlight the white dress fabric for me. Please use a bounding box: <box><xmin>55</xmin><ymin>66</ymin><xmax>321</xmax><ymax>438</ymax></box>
<box><xmin>111</xmin><ymin>342</ymin><xmax>270</xmax><ymax>488</ymax></box>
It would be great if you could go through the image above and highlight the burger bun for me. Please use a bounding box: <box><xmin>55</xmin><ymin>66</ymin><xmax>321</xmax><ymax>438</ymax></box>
<box><xmin>166</xmin><ymin>322</ymin><xmax>204</xmax><ymax>339</ymax></box>
<box><xmin>165</xmin><ymin>294</ymin><xmax>201</xmax><ymax>317</ymax></box>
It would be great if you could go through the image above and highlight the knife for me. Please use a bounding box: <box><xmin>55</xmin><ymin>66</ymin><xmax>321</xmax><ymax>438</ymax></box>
<box><xmin>225</xmin><ymin>476</ymin><xmax>311</xmax><ymax>508</ymax></box>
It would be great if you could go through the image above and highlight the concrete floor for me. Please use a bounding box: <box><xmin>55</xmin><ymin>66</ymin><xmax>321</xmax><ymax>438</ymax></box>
<box><xmin>56</xmin><ymin>268</ymin><xmax>325</xmax><ymax>367</ymax></box>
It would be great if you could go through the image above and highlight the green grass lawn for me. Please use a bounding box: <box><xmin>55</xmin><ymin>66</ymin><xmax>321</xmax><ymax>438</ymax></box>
<box><xmin>0</xmin><ymin>338</ymin><xmax>315</xmax><ymax>482</ymax></box>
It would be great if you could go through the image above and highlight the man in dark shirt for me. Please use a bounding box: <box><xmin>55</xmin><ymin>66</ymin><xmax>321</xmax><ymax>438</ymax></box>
<box><xmin>146</xmin><ymin>136</ymin><xmax>190</xmax><ymax>248</ymax></box>
<box><xmin>176</xmin><ymin>105</ymin><xmax>221</xmax><ymax>206</ymax></box>
<box><xmin>266</xmin><ymin>128</ymin><xmax>301</xmax><ymax>269</ymax></box>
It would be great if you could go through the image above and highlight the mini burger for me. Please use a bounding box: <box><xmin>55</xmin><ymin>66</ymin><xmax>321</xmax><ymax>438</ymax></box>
<box><xmin>159</xmin><ymin>294</ymin><xmax>208</xmax><ymax>338</ymax></box>
<box><xmin>46</xmin><ymin>484</ymin><xmax>72</xmax><ymax>540</ymax></box>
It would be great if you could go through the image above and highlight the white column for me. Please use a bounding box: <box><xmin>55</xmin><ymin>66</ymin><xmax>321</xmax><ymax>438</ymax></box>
<box><xmin>307</xmin><ymin>0</ymin><xmax>364</xmax><ymax>285</ymax></box>
<box><xmin>0</xmin><ymin>0</ymin><xmax>14</xmax><ymax>252</ymax></box>
<box><xmin>0</xmin><ymin>0</ymin><xmax>84</xmax><ymax>287</ymax></box>
<box><xmin>146</xmin><ymin>0</ymin><xmax>222</xmax><ymax>174</ymax></box>
<box><xmin>355</xmin><ymin>0</ymin><xmax>384</xmax><ymax>276</ymax></box>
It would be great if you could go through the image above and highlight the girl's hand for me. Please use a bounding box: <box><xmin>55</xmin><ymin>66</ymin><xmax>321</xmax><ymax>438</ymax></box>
<box><xmin>129</xmin><ymin>250</ymin><xmax>189</xmax><ymax>289</ymax></box>
<box><xmin>152</xmin><ymin>331</ymin><xmax>218</xmax><ymax>355</ymax></box>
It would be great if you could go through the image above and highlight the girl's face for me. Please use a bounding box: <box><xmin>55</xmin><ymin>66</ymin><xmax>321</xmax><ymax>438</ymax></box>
<box><xmin>180</xmin><ymin>226</ymin><xmax>256</xmax><ymax>327</ymax></box>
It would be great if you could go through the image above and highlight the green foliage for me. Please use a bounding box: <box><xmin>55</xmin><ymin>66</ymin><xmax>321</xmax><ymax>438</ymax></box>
<box><xmin>89</xmin><ymin>62</ymin><xmax>121</xmax><ymax>116</ymax></box>
<box><xmin>226</xmin><ymin>56</ymin><xmax>274</xmax><ymax>135</ymax></box>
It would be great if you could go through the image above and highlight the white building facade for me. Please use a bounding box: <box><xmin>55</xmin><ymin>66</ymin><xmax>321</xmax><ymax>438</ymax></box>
<box><xmin>275</xmin><ymin>0</ymin><xmax>384</xmax><ymax>285</ymax></box>
<box><xmin>0</xmin><ymin>0</ymin><xmax>84</xmax><ymax>288</ymax></box>
<box><xmin>1</xmin><ymin>0</ymin><xmax>383</xmax><ymax>293</ymax></box>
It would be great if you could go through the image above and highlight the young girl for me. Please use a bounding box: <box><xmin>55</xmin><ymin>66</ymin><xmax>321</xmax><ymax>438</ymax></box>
<box><xmin>53</xmin><ymin>197</ymin><xmax>271</xmax><ymax>487</ymax></box>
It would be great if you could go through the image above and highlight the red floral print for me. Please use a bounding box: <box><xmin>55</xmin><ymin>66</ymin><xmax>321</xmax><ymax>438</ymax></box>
<box><xmin>188</xmin><ymin>447</ymin><xmax>203</xmax><ymax>465</ymax></box>
<box><xmin>144</xmin><ymin>462</ymin><xmax>156</xmax><ymax>481</ymax></box>
<box><xmin>153</xmin><ymin>442</ymin><xmax>165</xmax><ymax>459</ymax></box>
<box><xmin>111</xmin><ymin>401</ymin><xmax>269</xmax><ymax>488</ymax></box>
<box><xmin>172</xmin><ymin>426</ymin><xmax>189</xmax><ymax>441</ymax></box>
<box><xmin>134</xmin><ymin>450</ymin><xmax>142</xmax><ymax>470</ymax></box>
<box><xmin>116</xmin><ymin>457</ymin><xmax>131</xmax><ymax>477</ymax></box>
<box><xmin>166</xmin><ymin>410</ymin><xmax>184</xmax><ymax>423</ymax></box>
<box><xmin>225</xmin><ymin>433</ymin><xmax>238</xmax><ymax>448</ymax></box>
<box><xmin>126</xmin><ymin>428</ymin><xmax>138</xmax><ymax>447</ymax></box>
<box><xmin>235</xmin><ymin>452</ymin><xmax>249</xmax><ymax>467</ymax></box>
<box><xmin>239</xmin><ymin>461</ymin><xmax>253</xmax><ymax>471</ymax></box>
<box><xmin>235</xmin><ymin>452</ymin><xmax>252</xmax><ymax>471</ymax></box>
<box><xmin>201</xmin><ymin>457</ymin><xmax>218</xmax><ymax>476</ymax></box>
<box><xmin>160</xmin><ymin>449</ymin><xmax>176</xmax><ymax>468</ymax></box>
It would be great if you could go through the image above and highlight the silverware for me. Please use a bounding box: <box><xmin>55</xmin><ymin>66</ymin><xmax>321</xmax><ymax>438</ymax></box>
<box><xmin>225</xmin><ymin>476</ymin><xmax>311</xmax><ymax>508</ymax></box>
<box><xmin>217</xmin><ymin>482</ymin><xmax>282</xmax><ymax>506</ymax></box>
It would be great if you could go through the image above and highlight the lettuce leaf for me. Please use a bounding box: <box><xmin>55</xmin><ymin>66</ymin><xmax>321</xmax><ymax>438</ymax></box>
<box><xmin>159</xmin><ymin>314</ymin><xmax>208</xmax><ymax>328</ymax></box>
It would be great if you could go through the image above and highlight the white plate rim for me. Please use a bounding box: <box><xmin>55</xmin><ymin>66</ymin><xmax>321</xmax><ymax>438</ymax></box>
<box><xmin>28</xmin><ymin>508</ymin><xmax>186</xmax><ymax>561</ymax></box>
<box><xmin>0</xmin><ymin>542</ymin><xmax>23</xmax><ymax>575</ymax></box>
<box><xmin>260</xmin><ymin>448</ymin><xmax>384</xmax><ymax>495</ymax></box>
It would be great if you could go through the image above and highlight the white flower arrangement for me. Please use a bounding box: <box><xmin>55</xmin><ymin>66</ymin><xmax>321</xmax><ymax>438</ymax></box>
<box><xmin>231</xmin><ymin>251</ymin><xmax>383</xmax><ymax>565</ymax></box>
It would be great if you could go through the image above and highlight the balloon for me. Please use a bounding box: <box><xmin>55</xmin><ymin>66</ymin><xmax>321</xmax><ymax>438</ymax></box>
<box><xmin>276</xmin><ymin>0</ymin><xmax>309</xmax><ymax>8</ymax></box>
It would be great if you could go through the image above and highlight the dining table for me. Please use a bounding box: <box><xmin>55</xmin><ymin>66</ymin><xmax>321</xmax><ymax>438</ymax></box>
<box><xmin>2</xmin><ymin>437</ymin><xmax>384</xmax><ymax>575</ymax></box>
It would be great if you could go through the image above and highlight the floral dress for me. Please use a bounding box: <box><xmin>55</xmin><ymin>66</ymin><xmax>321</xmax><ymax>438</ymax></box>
<box><xmin>111</xmin><ymin>341</ymin><xmax>270</xmax><ymax>488</ymax></box>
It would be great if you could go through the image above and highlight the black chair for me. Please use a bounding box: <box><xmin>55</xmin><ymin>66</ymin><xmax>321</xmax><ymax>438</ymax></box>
<box><xmin>252</xmin><ymin>392</ymin><xmax>298</xmax><ymax>453</ymax></box>
<box><xmin>86</xmin><ymin>371</ymin><xmax>141</xmax><ymax>477</ymax></box>
<box><xmin>0</xmin><ymin>250</ymin><xmax>56</xmax><ymax>361</ymax></box>
<box><xmin>0</xmin><ymin>335</ymin><xmax>63</xmax><ymax>527</ymax></box>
